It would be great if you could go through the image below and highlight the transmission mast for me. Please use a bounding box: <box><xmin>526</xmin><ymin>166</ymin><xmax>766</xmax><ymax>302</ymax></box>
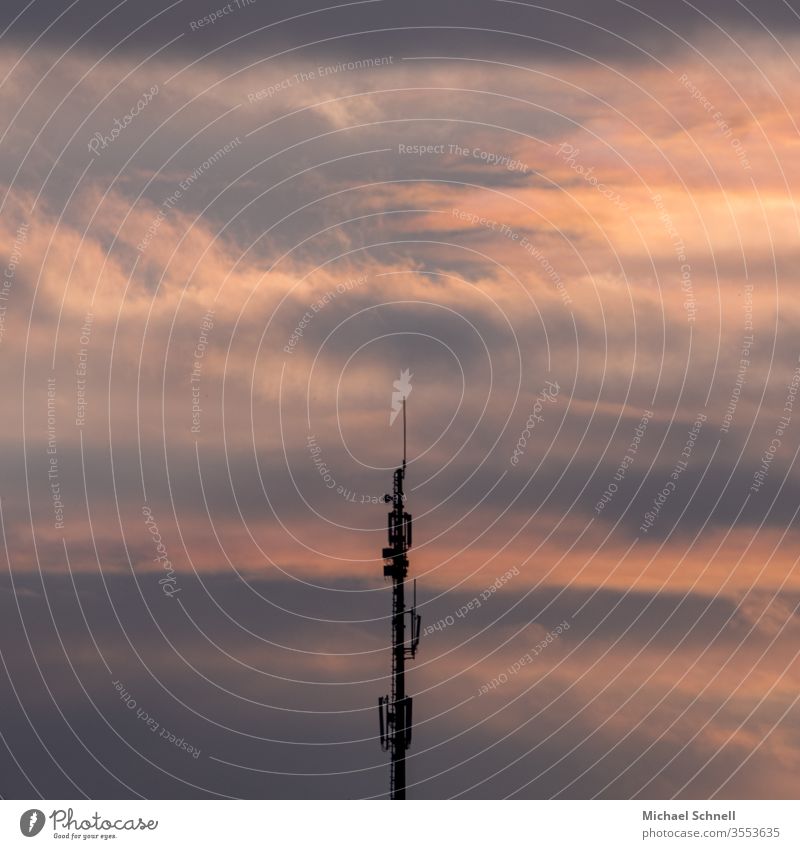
<box><xmin>378</xmin><ymin>398</ymin><xmax>421</xmax><ymax>799</ymax></box>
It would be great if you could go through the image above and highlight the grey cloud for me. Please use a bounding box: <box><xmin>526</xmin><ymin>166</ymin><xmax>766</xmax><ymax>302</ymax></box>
<box><xmin>4</xmin><ymin>1</ymin><xmax>800</xmax><ymax>65</ymax></box>
<box><xmin>2</xmin><ymin>573</ymin><xmax>797</xmax><ymax>798</ymax></box>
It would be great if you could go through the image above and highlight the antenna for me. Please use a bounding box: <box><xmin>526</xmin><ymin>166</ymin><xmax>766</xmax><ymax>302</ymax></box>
<box><xmin>378</xmin><ymin>393</ymin><xmax>420</xmax><ymax>799</ymax></box>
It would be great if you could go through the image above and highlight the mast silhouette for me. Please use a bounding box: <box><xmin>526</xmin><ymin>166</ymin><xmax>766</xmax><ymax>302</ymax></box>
<box><xmin>378</xmin><ymin>398</ymin><xmax>420</xmax><ymax>799</ymax></box>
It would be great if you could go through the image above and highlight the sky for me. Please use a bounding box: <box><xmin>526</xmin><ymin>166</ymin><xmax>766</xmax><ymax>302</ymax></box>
<box><xmin>1</xmin><ymin>0</ymin><xmax>800</xmax><ymax>799</ymax></box>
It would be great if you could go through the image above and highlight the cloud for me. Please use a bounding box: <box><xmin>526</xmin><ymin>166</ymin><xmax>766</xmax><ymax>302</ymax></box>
<box><xmin>3</xmin><ymin>572</ymin><xmax>799</xmax><ymax>798</ymax></box>
<box><xmin>2</xmin><ymin>22</ymin><xmax>800</xmax><ymax>798</ymax></box>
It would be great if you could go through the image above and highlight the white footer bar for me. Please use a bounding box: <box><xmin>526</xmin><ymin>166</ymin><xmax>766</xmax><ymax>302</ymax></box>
<box><xmin>1</xmin><ymin>800</ymin><xmax>796</xmax><ymax>848</ymax></box>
